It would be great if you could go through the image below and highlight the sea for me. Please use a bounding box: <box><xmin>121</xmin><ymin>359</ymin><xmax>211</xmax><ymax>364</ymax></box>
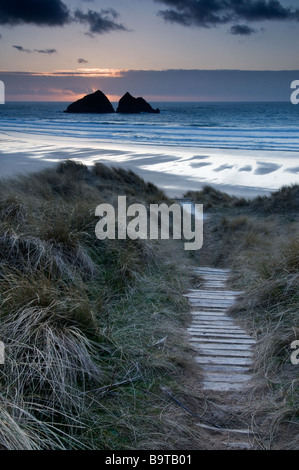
<box><xmin>1</xmin><ymin>101</ymin><xmax>299</xmax><ymax>197</ymax></box>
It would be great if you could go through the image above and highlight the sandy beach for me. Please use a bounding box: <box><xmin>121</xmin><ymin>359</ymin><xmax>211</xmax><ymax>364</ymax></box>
<box><xmin>1</xmin><ymin>131</ymin><xmax>299</xmax><ymax>198</ymax></box>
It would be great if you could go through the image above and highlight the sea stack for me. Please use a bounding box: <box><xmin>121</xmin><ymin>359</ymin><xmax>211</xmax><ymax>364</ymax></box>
<box><xmin>116</xmin><ymin>92</ymin><xmax>160</xmax><ymax>114</ymax></box>
<box><xmin>64</xmin><ymin>90</ymin><xmax>115</xmax><ymax>114</ymax></box>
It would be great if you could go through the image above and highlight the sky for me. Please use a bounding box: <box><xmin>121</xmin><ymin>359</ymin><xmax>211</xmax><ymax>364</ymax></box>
<box><xmin>0</xmin><ymin>0</ymin><xmax>299</xmax><ymax>101</ymax></box>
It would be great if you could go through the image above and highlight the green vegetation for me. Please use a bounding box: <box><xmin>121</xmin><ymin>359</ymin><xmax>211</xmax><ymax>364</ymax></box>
<box><xmin>185</xmin><ymin>183</ymin><xmax>299</xmax><ymax>216</ymax></box>
<box><xmin>186</xmin><ymin>184</ymin><xmax>299</xmax><ymax>449</ymax></box>
<box><xmin>0</xmin><ymin>161</ymin><xmax>201</xmax><ymax>450</ymax></box>
<box><xmin>1</xmin><ymin>163</ymin><xmax>298</xmax><ymax>450</ymax></box>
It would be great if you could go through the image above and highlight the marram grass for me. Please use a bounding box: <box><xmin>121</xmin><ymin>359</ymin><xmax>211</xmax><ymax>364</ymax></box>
<box><xmin>186</xmin><ymin>184</ymin><xmax>299</xmax><ymax>449</ymax></box>
<box><xmin>0</xmin><ymin>161</ymin><xmax>196</xmax><ymax>450</ymax></box>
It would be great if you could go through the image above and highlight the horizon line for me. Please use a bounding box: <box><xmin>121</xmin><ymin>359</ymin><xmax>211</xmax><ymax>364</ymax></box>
<box><xmin>5</xmin><ymin>99</ymin><xmax>291</xmax><ymax>103</ymax></box>
<box><xmin>1</xmin><ymin>68</ymin><xmax>299</xmax><ymax>75</ymax></box>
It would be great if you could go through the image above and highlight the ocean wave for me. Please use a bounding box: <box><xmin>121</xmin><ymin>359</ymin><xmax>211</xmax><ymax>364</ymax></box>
<box><xmin>1</xmin><ymin>101</ymin><xmax>299</xmax><ymax>152</ymax></box>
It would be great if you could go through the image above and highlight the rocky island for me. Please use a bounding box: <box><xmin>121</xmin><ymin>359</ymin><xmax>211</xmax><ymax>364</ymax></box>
<box><xmin>116</xmin><ymin>92</ymin><xmax>160</xmax><ymax>114</ymax></box>
<box><xmin>64</xmin><ymin>90</ymin><xmax>160</xmax><ymax>115</ymax></box>
<box><xmin>64</xmin><ymin>90</ymin><xmax>115</xmax><ymax>114</ymax></box>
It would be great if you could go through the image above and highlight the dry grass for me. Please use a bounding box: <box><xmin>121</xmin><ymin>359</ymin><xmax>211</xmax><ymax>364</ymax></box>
<box><xmin>186</xmin><ymin>184</ymin><xmax>299</xmax><ymax>449</ymax></box>
<box><xmin>0</xmin><ymin>160</ymin><xmax>202</xmax><ymax>450</ymax></box>
<box><xmin>185</xmin><ymin>183</ymin><xmax>299</xmax><ymax>216</ymax></box>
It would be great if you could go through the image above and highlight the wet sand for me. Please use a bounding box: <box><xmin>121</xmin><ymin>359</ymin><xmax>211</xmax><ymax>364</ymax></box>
<box><xmin>1</xmin><ymin>131</ymin><xmax>298</xmax><ymax>198</ymax></box>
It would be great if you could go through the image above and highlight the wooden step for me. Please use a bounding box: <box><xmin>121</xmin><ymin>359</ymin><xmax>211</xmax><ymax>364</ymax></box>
<box><xmin>195</xmin><ymin>348</ymin><xmax>253</xmax><ymax>358</ymax></box>
<box><xmin>191</xmin><ymin>315</ymin><xmax>234</xmax><ymax>321</ymax></box>
<box><xmin>195</xmin><ymin>356</ymin><xmax>252</xmax><ymax>366</ymax></box>
<box><xmin>195</xmin><ymin>337</ymin><xmax>255</xmax><ymax>345</ymax></box>
<box><xmin>188</xmin><ymin>325</ymin><xmax>244</xmax><ymax>332</ymax></box>
<box><xmin>190</xmin><ymin>332</ymin><xmax>253</xmax><ymax>340</ymax></box>
<box><xmin>190</xmin><ymin>311</ymin><xmax>230</xmax><ymax>316</ymax></box>
<box><xmin>189</xmin><ymin>341</ymin><xmax>253</xmax><ymax>351</ymax></box>
<box><xmin>203</xmin><ymin>372</ymin><xmax>251</xmax><ymax>383</ymax></box>
<box><xmin>194</xmin><ymin>267</ymin><xmax>231</xmax><ymax>273</ymax></box>
<box><xmin>190</xmin><ymin>320</ymin><xmax>237</xmax><ymax>327</ymax></box>
<box><xmin>187</xmin><ymin>266</ymin><xmax>255</xmax><ymax>394</ymax></box>
<box><xmin>188</xmin><ymin>290</ymin><xmax>243</xmax><ymax>295</ymax></box>
<box><xmin>201</xmin><ymin>364</ymin><xmax>252</xmax><ymax>373</ymax></box>
<box><xmin>202</xmin><ymin>381</ymin><xmax>247</xmax><ymax>392</ymax></box>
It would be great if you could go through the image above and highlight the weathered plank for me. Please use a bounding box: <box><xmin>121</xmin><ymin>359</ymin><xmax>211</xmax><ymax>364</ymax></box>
<box><xmin>190</xmin><ymin>332</ymin><xmax>253</xmax><ymax>340</ymax></box>
<box><xmin>191</xmin><ymin>314</ymin><xmax>235</xmax><ymax>318</ymax></box>
<box><xmin>188</xmin><ymin>340</ymin><xmax>253</xmax><ymax>351</ymax></box>
<box><xmin>195</xmin><ymin>356</ymin><xmax>252</xmax><ymax>366</ymax></box>
<box><xmin>195</xmin><ymin>272</ymin><xmax>230</xmax><ymax>276</ymax></box>
<box><xmin>193</xmin><ymin>274</ymin><xmax>230</xmax><ymax>280</ymax></box>
<box><xmin>195</xmin><ymin>348</ymin><xmax>253</xmax><ymax>357</ymax></box>
<box><xmin>191</xmin><ymin>316</ymin><xmax>230</xmax><ymax>322</ymax></box>
<box><xmin>196</xmin><ymin>337</ymin><xmax>255</xmax><ymax>345</ymax></box>
<box><xmin>202</xmin><ymin>381</ymin><xmax>246</xmax><ymax>392</ymax></box>
<box><xmin>189</xmin><ymin>302</ymin><xmax>236</xmax><ymax>308</ymax></box>
<box><xmin>188</xmin><ymin>325</ymin><xmax>244</xmax><ymax>331</ymax></box>
<box><xmin>201</xmin><ymin>364</ymin><xmax>252</xmax><ymax>373</ymax></box>
<box><xmin>187</xmin><ymin>290</ymin><xmax>243</xmax><ymax>295</ymax></box>
<box><xmin>203</xmin><ymin>372</ymin><xmax>251</xmax><ymax>383</ymax></box>
<box><xmin>190</xmin><ymin>301</ymin><xmax>240</xmax><ymax>306</ymax></box>
<box><xmin>191</xmin><ymin>320</ymin><xmax>237</xmax><ymax>327</ymax></box>
<box><xmin>194</xmin><ymin>267</ymin><xmax>231</xmax><ymax>273</ymax></box>
<box><xmin>190</xmin><ymin>311</ymin><xmax>229</xmax><ymax>316</ymax></box>
<box><xmin>187</xmin><ymin>266</ymin><xmax>255</xmax><ymax>394</ymax></box>
<box><xmin>188</xmin><ymin>298</ymin><xmax>236</xmax><ymax>303</ymax></box>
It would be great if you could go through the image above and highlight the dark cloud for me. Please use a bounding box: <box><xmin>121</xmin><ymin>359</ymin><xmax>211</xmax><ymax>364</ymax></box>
<box><xmin>34</xmin><ymin>48</ymin><xmax>57</xmax><ymax>54</ymax></box>
<box><xmin>78</xmin><ymin>58</ymin><xmax>88</xmax><ymax>64</ymax></box>
<box><xmin>13</xmin><ymin>45</ymin><xmax>57</xmax><ymax>54</ymax></box>
<box><xmin>0</xmin><ymin>1</ymin><xmax>128</xmax><ymax>36</ymax></box>
<box><xmin>233</xmin><ymin>0</ymin><xmax>293</xmax><ymax>21</ymax></box>
<box><xmin>230</xmin><ymin>24</ymin><xmax>256</xmax><ymax>35</ymax></box>
<box><xmin>74</xmin><ymin>8</ymin><xmax>128</xmax><ymax>34</ymax></box>
<box><xmin>0</xmin><ymin>0</ymin><xmax>70</xmax><ymax>26</ymax></box>
<box><xmin>13</xmin><ymin>45</ymin><xmax>31</xmax><ymax>53</ymax></box>
<box><xmin>155</xmin><ymin>0</ymin><xmax>299</xmax><ymax>30</ymax></box>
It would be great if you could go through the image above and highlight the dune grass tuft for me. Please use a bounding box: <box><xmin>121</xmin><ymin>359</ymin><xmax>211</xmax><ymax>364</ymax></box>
<box><xmin>0</xmin><ymin>160</ymin><xmax>201</xmax><ymax>450</ymax></box>
<box><xmin>186</xmin><ymin>183</ymin><xmax>299</xmax><ymax>448</ymax></box>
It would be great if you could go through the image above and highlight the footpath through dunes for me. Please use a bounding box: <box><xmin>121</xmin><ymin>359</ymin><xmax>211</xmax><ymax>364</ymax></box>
<box><xmin>185</xmin><ymin>267</ymin><xmax>257</xmax><ymax>449</ymax></box>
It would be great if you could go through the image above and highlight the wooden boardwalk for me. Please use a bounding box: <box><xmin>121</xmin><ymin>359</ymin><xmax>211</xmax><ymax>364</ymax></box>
<box><xmin>186</xmin><ymin>267</ymin><xmax>255</xmax><ymax>392</ymax></box>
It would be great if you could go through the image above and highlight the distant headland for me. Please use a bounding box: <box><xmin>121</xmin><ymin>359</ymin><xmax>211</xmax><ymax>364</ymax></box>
<box><xmin>64</xmin><ymin>90</ymin><xmax>160</xmax><ymax>114</ymax></box>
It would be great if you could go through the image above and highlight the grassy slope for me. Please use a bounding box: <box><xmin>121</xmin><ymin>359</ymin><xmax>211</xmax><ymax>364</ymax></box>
<box><xmin>186</xmin><ymin>184</ymin><xmax>299</xmax><ymax>449</ymax></box>
<box><xmin>2</xmin><ymin>162</ymin><xmax>297</xmax><ymax>450</ymax></box>
<box><xmin>0</xmin><ymin>161</ymin><xmax>206</xmax><ymax>450</ymax></box>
